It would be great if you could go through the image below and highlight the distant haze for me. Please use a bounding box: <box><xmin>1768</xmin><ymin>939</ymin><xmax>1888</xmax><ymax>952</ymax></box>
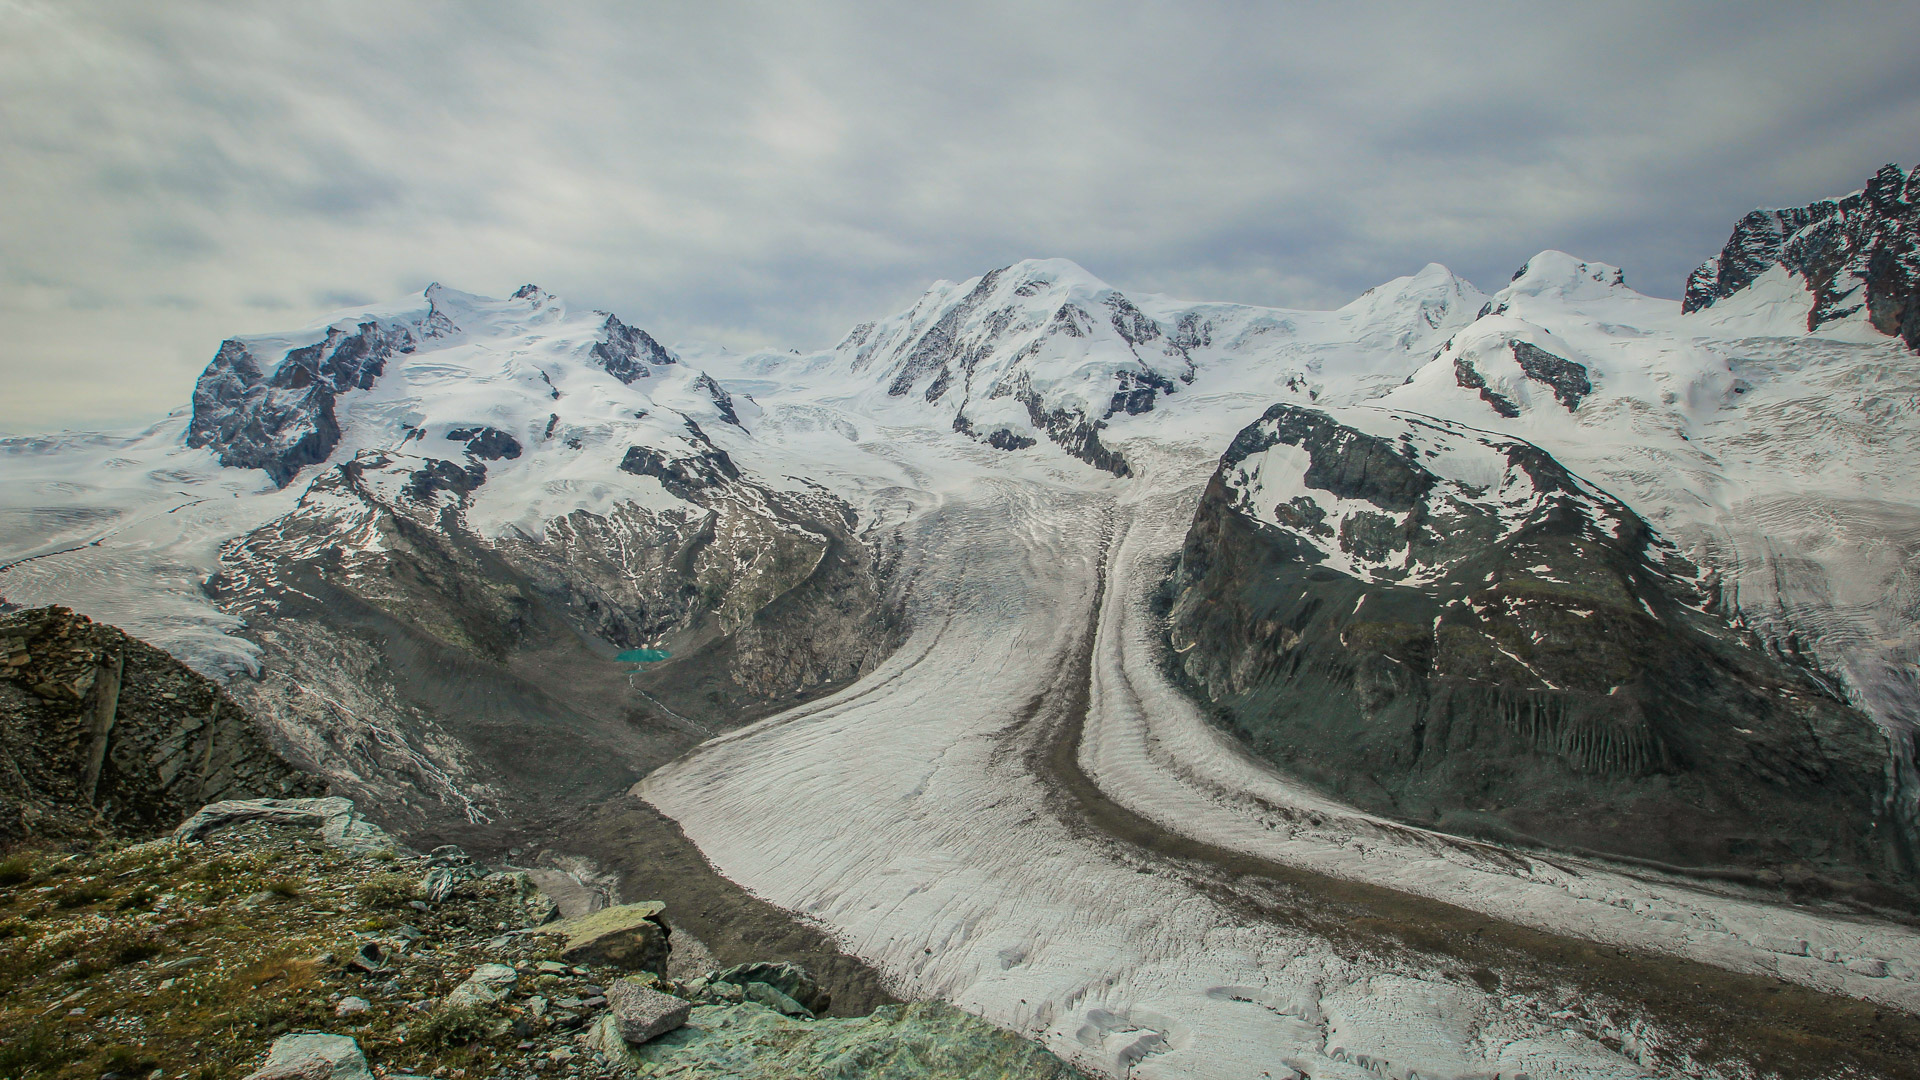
<box><xmin>5</xmin><ymin>1</ymin><xmax>1919</xmax><ymax>431</ymax></box>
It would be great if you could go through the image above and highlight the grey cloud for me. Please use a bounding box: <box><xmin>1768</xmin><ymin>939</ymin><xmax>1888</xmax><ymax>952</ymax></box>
<box><xmin>4</xmin><ymin>0</ymin><xmax>1920</xmax><ymax>430</ymax></box>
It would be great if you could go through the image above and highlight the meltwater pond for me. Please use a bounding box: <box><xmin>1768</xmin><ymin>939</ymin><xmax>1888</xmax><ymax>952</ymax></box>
<box><xmin>617</xmin><ymin>648</ymin><xmax>671</xmax><ymax>663</ymax></box>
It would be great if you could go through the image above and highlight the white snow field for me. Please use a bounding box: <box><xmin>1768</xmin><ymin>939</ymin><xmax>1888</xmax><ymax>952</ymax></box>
<box><xmin>6</xmin><ymin>254</ymin><xmax>1919</xmax><ymax>1077</ymax></box>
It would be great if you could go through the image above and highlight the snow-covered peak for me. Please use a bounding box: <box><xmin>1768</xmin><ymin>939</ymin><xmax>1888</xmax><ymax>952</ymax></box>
<box><xmin>807</xmin><ymin>258</ymin><xmax>1493</xmax><ymax>475</ymax></box>
<box><xmin>1327</xmin><ymin>262</ymin><xmax>1488</xmax><ymax>354</ymax></box>
<box><xmin>1497</xmin><ymin>251</ymin><xmax>1630</xmax><ymax>304</ymax></box>
<box><xmin>181</xmin><ymin>285</ymin><xmax>740</xmax><ymax>539</ymax></box>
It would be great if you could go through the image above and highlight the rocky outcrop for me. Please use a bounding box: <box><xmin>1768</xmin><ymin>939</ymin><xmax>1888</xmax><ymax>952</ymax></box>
<box><xmin>173</xmin><ymin>795</ymin><xmax>395</xmax><ymax>854</ymax></box>
<box><xmin>0</xmin><ymin>606</ymin><xmax>320</xmax><ymax>844</ymax></box>
<box><xmin>1164</xmin><ymin>404</ymin><xmax>1914</xmax><ymax>901</ymax></box>
<box><xmin>1685</xmin><ymin>161</ymin><xmax>1920</xmax><ymax>350</ymax></box>
<box><xmin>1017</xmin><ymin>382</ymin><xmax>1131</xmax><ymax>477</ymax></box>
<box><xmin>617</xmin><ymin>422</ymin><xmax>740</xmax><ymax>499</ymax></box>
<box><xmin>445</xmin><ymin>426</ymin><xmax>522</xmax><ymax>461</ymax></box>
<box><xmin>188</xmin><ymin>321</ymin><xmax>421</xmax><ymax>487</ymax></box>
<box><xmin>1507</xmin><ymin>341</ymin><xmax>1590</xmax><ymax>410</ymax></box>
<box><xmin>592</xmin><ymin>314</ymin><xmax>677</xmax><ymax>383</ymax></box>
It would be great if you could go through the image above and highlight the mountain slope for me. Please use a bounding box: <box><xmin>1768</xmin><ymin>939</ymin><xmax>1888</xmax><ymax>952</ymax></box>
<box><xmin>1685</xmin><ymin>161</ymin><xmax>1920</xmax><ymax>349</ymax></box>
<box><xmin>5</xmin><ymin>285</ymin><xmax>901</xmax><ymax>835</ymax></box>
<box><xmin>804</xmin><ymin>258</ymin><xmax>1485</xmax><ymax>475</ymax></box>
<box><xmin>1163</xmin><ymin>403</ymin><xmax>1910</xmax><ymax>898</ymax></box>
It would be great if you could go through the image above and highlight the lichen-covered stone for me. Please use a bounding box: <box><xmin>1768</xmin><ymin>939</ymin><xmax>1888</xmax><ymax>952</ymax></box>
<box><xmin>705</xmin><ymin>960</ymin><xmax>830</xmax><ymax>1015</ymax></box>
<box><xmin>606</xmin><ymin>978</ymin><xmax>693</xmax><ymax>1043</ymax></box>
<box><xmin>588</xmin><ymin>999</ymin><xmax>1082</xmax><ymax>1080</ymax></box>
<box><xmin>443</xmin><ymin>962</ymin><xmax>518</xmax><ymax>1008</ymax></box>
<box><xmin>173</xmin><ymin>796</ymin><xmax>392</xmax><ymax>854</ymax></box>
<box><xmin>241</xmin><ymin>1032</ymin><xmax>373</xmax><ymax>1080</ymax></box>
<box><xmin>548</xmin><ymin>900</ymin><xmax>672</xmax><ymax>972</ymax></box>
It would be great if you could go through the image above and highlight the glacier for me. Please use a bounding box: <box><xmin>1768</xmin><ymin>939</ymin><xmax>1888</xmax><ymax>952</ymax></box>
<box><xmin>4</xmin><ymin>173</ymin><xmax>1920</xmax><ymax>1077</ymax></box>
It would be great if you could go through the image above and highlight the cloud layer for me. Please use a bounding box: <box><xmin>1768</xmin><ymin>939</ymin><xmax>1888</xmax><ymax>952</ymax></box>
<box><xmin>5</xmin><ymin>1</ymin><xmax>1919</xmax><ymax>430</ymax></box>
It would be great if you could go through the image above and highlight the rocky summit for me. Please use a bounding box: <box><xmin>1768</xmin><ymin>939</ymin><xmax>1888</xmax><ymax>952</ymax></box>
<box><xmin>1686</xmin><ymin>162</ymin><xmax>1920</xmax><ymax>350</ymax></box>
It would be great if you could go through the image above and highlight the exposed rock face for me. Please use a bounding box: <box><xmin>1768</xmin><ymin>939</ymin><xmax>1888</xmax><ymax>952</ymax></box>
<box><xmin>1165</xmin><ymin>404</ymin><xmax>1913</xmax><ymax>899</ymax></box>
<box><xmin>445</xmin><ymin>426</ymin><xmax>522</xmax><ymax>461</ymax></box>
<box><xmin>207</xmin><ymin>448</ymin><xmax>898</xmax><ymax>834</ymax></box>
<box><xmin>617</xmin><ymin>421</ymin><xmax>741</xmax><ymax>499</ymax></box>
<box><xmin>0</xmin><ymin>606</ymin><xmax>320</xmax><ymax>844</ymax></box>
<box><xmin>1507</xmin><ymin>341</ymin><xmax>1591</xmax><ymax>410</ymax></box>
<box><xmin>188</xmin><ymin>321</ymin><xmax>423</xmax><ymax>487</ymax></box>
<box><xmin>1685</xmin><ymin>161</ymin><xmax>1920</xmax><ymax>350</ymax></box>
<box><xmin>593</xmin><ymin>313</ymin><xmax>678</xmax><ymax>383</ymax></box>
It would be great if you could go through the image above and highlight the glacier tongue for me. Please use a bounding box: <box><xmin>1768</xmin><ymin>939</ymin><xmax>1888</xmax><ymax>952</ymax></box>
<box><xmin>645</xmin><ymin>434</ymin><xmax>1920</xmax><ymax>1078</ymax></box>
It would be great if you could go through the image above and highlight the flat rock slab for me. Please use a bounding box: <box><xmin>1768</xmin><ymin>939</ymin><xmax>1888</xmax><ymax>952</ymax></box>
<box><xmin>589</xmin><ymin>1000</ymin><xmax>1082</xmax><ymax>1079</ymax></box>
<box><xmin>174</xmin><ymin>796</ymin><xmax>395</xmax><ymax>854</ymax></box>
<box><xmin>242</xmin><ymin>1033</ymin><xmax>373</xmax><ymax>1080</ymax></box>
<box><xmin>444</xmin><ymin>962</ymin><xmax>519</xmax><ymax>1008</ymax></box>
<box><xmin>606</xmin><ymin>978</ymin><xmax>693</xmax><ymax>1044</ymax></box>
<box><xmin>548</xmin><ymin>900</ymin><xmax>670</xmax><ymax>971</ymax></box>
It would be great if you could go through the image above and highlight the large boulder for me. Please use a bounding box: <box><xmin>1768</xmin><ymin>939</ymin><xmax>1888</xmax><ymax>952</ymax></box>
<box><xmin>605</xmin><ymin>977</ymin><xmax>693</xmax><ymax>1044</ymax></box>
<box><xmin>547</xmin><ymin>900</ymin><xmax>671</xmax><ymax>972</ymax></box>
<box><xmin>241</xmin><ymin>1033</ymin><xmax>373</xmax><ymax>1080</ymax></box>
<box><xmin>705</xmin><ymin>961</ymin><xmax>830</xmax><ymax>1016</ymax></box>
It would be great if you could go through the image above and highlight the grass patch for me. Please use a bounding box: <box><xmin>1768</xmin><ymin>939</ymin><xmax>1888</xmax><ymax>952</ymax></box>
<box><xmin>50</xmin><ymin>880</ymin><xmax>111</xmax><ymax>908</ymax></box>
<box><xmin>0</xmin><ymin>854</ymin><xmax>34</xmax><ymax>886</ymax></box>
<box><xmin>415</xmin><ymin>1002</ymin><xmax>499</xmax><ymax>1049</ymax></box>
<box><xmin>356</xmin><ymin>872</ymin><xmax>420</xmax><ymax>908</ymax></box>
<box><xmin>0</xmin><ymin>1022</ymin><xmax>63</xmax><ymax>1080</ymax></box>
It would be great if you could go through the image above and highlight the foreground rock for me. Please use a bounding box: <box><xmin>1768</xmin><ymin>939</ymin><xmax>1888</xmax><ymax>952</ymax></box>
<box><xmin>172</xmin><ymin>796</ymin><xmax>396</xmax><ymax>854</ymax></box>
<box><xmin>0</xmin><ymin>606</ymin><xmax>320</xmax><ymax>845</ymax></box>
<box><xmin>241</xmin><ymin>1033</ymin><xmax>374</xmax><ymax>1080</ymax></box>
<box><xmin>605</xmin><ymin>977</ymin><xmax>693</xmax><ymax>1043</ymax></box>
<box><xmin>549</xmin><ymin>900</ymin><xmax>672</xmax><ymax>972</ymax></box>
<box><xmin>589</xmin><ymin>999</ymin><xmax>1082</xmax><ymax>1079</ymax></box>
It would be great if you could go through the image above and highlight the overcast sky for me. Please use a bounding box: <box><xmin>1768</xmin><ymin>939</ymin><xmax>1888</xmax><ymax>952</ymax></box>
<box><xmin>4</xmin><ymin>2</ymin><xmax>1919</xmax><ymax>432</ymax></box>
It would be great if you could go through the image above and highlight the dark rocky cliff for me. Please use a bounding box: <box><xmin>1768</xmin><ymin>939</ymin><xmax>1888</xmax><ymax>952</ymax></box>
<box><xmin>0</xmin><ymin>606</ymin><xmax>319</xmax><ymax>843</ymax></box>
<box><xmin>1165</xmin><ymin>404</ymin><xmax>1914</xmax><ymax>903</ymax></box>
<box><xmin>1685</xmin><ymin>161</ymin><xmax>1920</xmax><ymax>351</ymax></box>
